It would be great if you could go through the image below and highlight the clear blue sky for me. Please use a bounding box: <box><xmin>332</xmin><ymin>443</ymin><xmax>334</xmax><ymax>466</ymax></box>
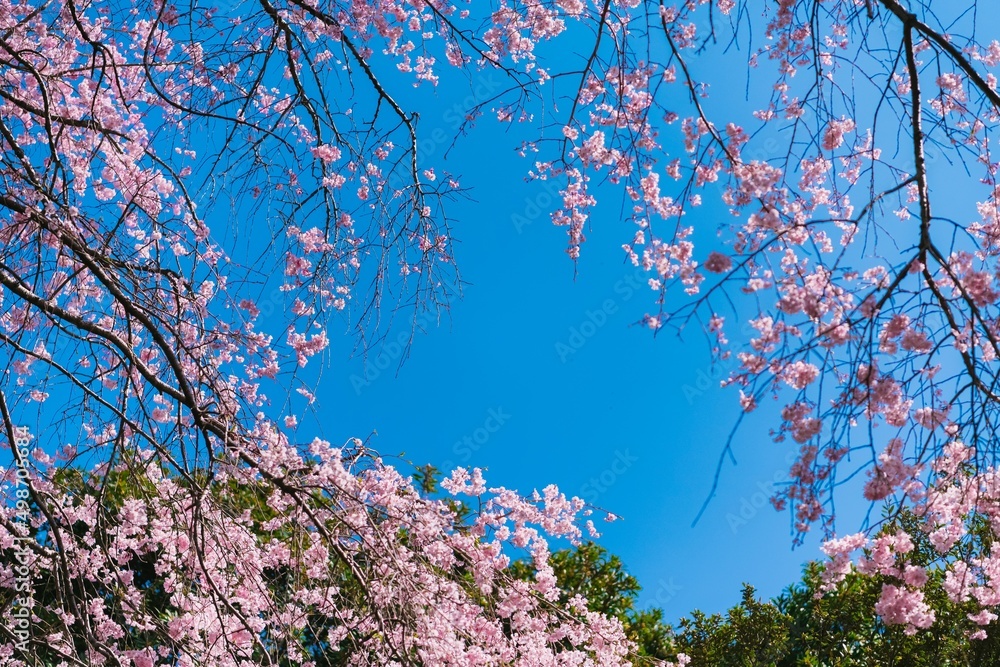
<box><xmin>316</xmin><ymin>141</ymin><xmax>825</xmax><ymax>618</ymax></box>
<box><xmin>300</xmin><ymin>37</ymin><xmax>871</xmax><ymax>620</ymax></box>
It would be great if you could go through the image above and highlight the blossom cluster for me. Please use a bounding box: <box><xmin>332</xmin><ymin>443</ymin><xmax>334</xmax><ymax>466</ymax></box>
<box><xmin>0</xmin><ymin>439</ymin><xmax>633</xmax><ymax>665</ymax></box>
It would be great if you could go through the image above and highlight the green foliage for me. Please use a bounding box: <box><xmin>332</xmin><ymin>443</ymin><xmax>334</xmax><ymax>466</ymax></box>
<box><xmin>671</xmin><ymin>585</ymin><xmax>790</xmax><ymax>666</ymax></box>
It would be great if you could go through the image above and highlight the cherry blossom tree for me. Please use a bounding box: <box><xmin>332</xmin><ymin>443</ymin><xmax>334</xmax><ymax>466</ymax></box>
<box><xmin>0</xmin><ymin>0</ymin><xmax>637</xmax><ymax>662</ymax></box>
<box><xmin>5</xmin><ymin>0</ymin><xmax>1000</xmax><ymax>657</ymax></box>
<box><xmin>2</xmin><ymin>438</ymin><xmax>634</xmax><ymax>665</ymax></box>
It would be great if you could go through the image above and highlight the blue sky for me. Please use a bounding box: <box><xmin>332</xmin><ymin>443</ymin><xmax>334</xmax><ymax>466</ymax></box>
<box><xmin>316</xmin><ymin>139</ymin><xmax>827</xmax><ymax>618</ymax></box>
<box><xmin>301</xmin><ymin>42</ymin><xmax>869</xmax><ymax>619</ymax></box>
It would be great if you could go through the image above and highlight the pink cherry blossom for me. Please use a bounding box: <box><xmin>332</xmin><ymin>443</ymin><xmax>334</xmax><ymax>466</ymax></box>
<box><xmin>704</xmin><ymin>251</ymin><xmax>733</xmax><ymax>273</ymax></box>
